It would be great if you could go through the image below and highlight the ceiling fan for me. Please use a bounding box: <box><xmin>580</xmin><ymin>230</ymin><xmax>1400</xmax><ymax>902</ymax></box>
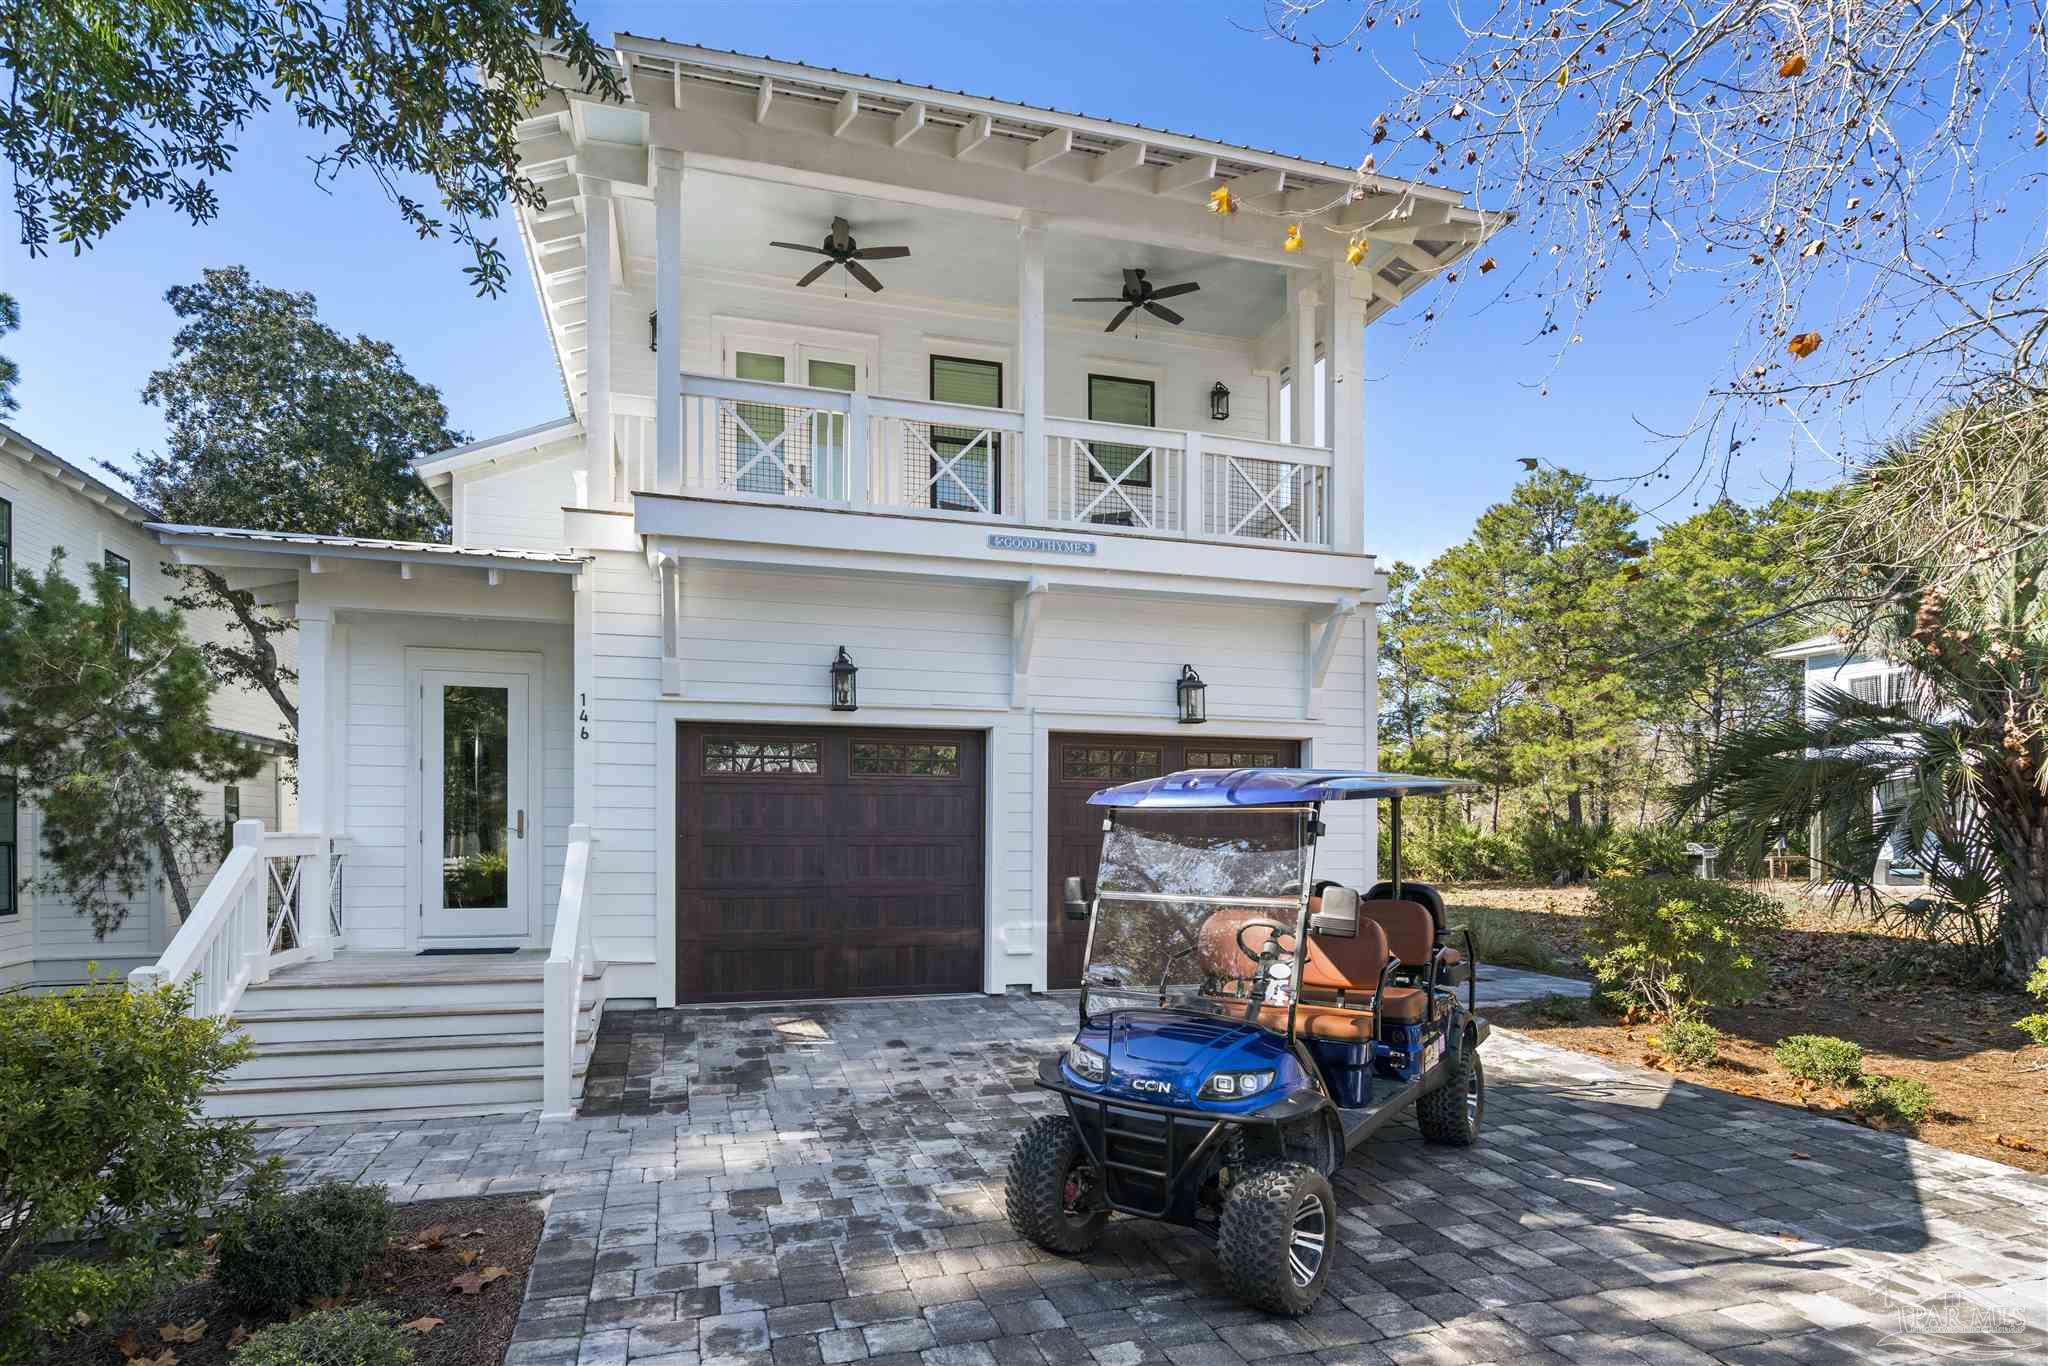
<box><xmin>769</xmin><ymin>216</ymin><xmax>910</xmax><ymax>292</ymax></box>
<box><xmin>1073</xmin><ymin>268</ymin><xmax>1201</xmax><ymax>332</ymax></box>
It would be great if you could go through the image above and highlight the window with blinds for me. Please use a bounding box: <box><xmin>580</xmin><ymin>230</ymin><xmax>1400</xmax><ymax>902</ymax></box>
<box><xmin>1086</xmin><ymin>375</ymin><xmax>1156</xmax><ymax>500</ymax></box>
<box><xmin>929</xmin><ymin>355</ymin><xmax>1002</xmax><ymax>512</ymax></box>
<box><xmin>0</xmin><ymin>774</ymin><xmax>14</xmax><ymax>917</ymax></box>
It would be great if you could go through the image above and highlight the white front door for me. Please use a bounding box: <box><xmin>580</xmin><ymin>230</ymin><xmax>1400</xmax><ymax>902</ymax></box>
<box><xmin>420</xmin><ymin>667</ymin><xmax>532</xmax><ymax>942</ymax></box>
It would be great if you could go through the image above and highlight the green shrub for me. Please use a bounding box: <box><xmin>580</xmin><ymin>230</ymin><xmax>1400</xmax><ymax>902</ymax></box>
<box><xmin>1595</xmin><ymin>825</ymin><xmax>1690</xmax><ymax>879</ymax></box>
<box><xmin>3</xmin><ymin>1251</ymin><xmax>190</xmax><ymax>1344</ymax></box>
<box><xmin>1855</xmin><ymin>1074</ymin><xmax>1936</xmax><ymax>1126</ymax></box>
<box><xmin>1656</xmin><ymin>1018</ymin><xmax>1724</xmax><ymax>1069</ymax></box>
<box><xmin>215</xmin><ymin>1180</ymin><xmax>392</xmax><ymax>1313</ymax></box>
<box><xmin>1458</xmin><ymin>907</ymin><xmax>1559</xmax><ymax>971</ymax></box>
<box><xmin>1583</xmin><ymin>877</ymin><xmax>1785</xmax><ymax>1017</ymax></box>
<box><xmin>0</xmin><ymin>977</ymin><xmax>253</xmax><ymax>1350</ymax></box>
<box><xmin>1774</xmin><ymin>1034</ymin><xmax>1865</xmax><ymax>1087</ymax></box>
<box><xmin>2016</xmin><ymin>957</ymin><xmax>2048</xmax><ymax>1048</ymax></box>
<box><xmin>237</xmin><ymin>1307</ymin><xmax>415</xmax><ymax>1366</ymax></box>
<box><xmin>1518</xmin><ymin>817</ymin><xmax>1605</xmax><ymax>884</ymax></box>
<box><xmin>1382</xmin><ymin>820</ymin><xmax>1527</xmax><ymax>882</ymax></box>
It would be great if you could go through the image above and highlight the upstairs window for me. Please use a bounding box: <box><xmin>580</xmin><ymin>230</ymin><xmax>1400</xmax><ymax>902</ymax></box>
<box><xmin>928</xmin><ymin>355</ymin><xmax>1003</xmax><ymax>513</ymax></box>
<box><xmin>0</xmin><ymin>496</ymin><xmax>11</xmax><ymax>591</ymax></box>
<box><xmin>105</xmin><ymin>549</ymin><xmax>131</xmax><ymax>653</ymax></box>
<box><xmin>1082</xmin><ymin>374</ymin><xmax>1158</xmax><ymax>527</ymax></box>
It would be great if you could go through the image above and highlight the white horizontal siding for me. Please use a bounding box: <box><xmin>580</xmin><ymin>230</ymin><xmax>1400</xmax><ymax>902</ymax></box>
<box><xmin>1031</xmin><ymin>596</ymin><xmax>1305</xmax><ymax>722</ymax></box>
<box><xmin>452</xmin><ymin>438</ymin><xmax>584</xmax><ymax>551</ymax></box>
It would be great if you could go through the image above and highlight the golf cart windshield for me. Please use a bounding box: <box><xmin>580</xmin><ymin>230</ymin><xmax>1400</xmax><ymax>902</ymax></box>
<box><xmin>1081</xmin><ymin>808</ymin><xmax>1312</xmax><ymax>1023</ymax></box>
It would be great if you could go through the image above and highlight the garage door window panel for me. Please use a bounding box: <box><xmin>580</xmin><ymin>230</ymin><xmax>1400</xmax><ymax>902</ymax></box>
<box><xmin>705</xmin><ymin>737</ymin><xmax>822</xmax><ymax>775</ymax></box>
<box><xmin>851</xmin><ymin>741</ymin><xmax>961</xmax><ymax>777</ymax></box>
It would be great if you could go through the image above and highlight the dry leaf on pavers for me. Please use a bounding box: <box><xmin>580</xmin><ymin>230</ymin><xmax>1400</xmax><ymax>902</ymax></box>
<box><xmin>400</xmin><ymin>1317</ymin><xmax>445</xmax><ymax>1335</ymax></box>
<box><xmin>405</xmin><ymin>1223</ymin><xmax>452</xmax><ymax>1251</ymax></box>
<box><xmin>449</xmin><ymin>1265</ymin><xmax>510</xmax><ymax>1294</ymax></box>
<box><xmin>1790</xmin><ymin>1151</ymin><xmax>1811</xmax><ymax>1160</ymax></box>
<box><xmin>461</xmin><ymin>1228</ymin><xmax>486</xmax><ymax>1238</ymax></box>
<box><xmin>457</xmin><ymin>1248</ymin><xmax>482</xmax><ymax>1267</ymax></box>
<box><xmin>159</xmin><ymin>1319</ymin><xmax>207</xmax><ymax>1344</ymax></box>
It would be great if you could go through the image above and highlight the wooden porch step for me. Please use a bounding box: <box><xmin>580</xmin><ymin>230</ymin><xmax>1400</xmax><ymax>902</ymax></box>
<box><xmin>207</xmin><ymin>1065</ymin><xmax>556</xmax><ymax>1121</ymax></box>
<box><xmin>232</xmin><ymin>1027</ymin><xmax>595</xmax><ymax>1080</ymax></box>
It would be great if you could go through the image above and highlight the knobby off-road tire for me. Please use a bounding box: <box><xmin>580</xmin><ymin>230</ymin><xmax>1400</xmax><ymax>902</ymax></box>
<box><xmin>1216</xmin><ymin>1161</ymin><xmax>1335</xmax><ymax>1315</ymax></box>
<box><xmin>1417</xmin><ymin>1035</ymin><xmax>1484</xmax><ymax>1146</ymax></box>
<box><xmin>1005</xmin><ymin>1114</ymin><xmax>1108</xmax><ymax>1254</ymax></box>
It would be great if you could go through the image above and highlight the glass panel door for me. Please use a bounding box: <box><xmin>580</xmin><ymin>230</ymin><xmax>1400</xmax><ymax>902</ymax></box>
<box><xmin>730</xmin><ymin>349</ymin><xmax>792</xmax><ymax>495</ymax></box>
<box><xmin>801</xmin><ymin>348</ymin><xmax>865</xmax><ymax>500</ymax></box>
<box><xmin>421</xmin><ymin>669</ymin><xmax>530</xmax><ymax>941</ymax></box>
<box><xmin>1085</xmin><ymin>374</ymin><xmax>1157</xmax><ymax>527</ymax></box>
<box><xmin>929</xmin><ymin>355</ymin><xmax>1002</xmax><ymax>512</ymax></box>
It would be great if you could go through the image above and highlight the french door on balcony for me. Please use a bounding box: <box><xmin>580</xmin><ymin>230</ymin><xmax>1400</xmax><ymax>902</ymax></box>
<box><xmin>723</xmin><ymin>337</ymin><xmax>867</xmax><ymax>499</ymax></box>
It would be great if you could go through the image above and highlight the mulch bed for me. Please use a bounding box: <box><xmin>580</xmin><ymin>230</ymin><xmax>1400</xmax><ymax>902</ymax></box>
<box><xmin>34</xmin><ymin>1194</ymin><xmax>545</xmax><ymax>1366</ymax></box>
<box><xmin>1451</xmin><ymin>882</ymin><xmax>2048</xmax><ymax>1175</ymax></box>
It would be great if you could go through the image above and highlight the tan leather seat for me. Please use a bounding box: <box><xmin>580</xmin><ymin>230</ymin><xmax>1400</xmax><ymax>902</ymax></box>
<box><xmin>1196</xmin><ymin>906</ymin><xmax>1404</xmax><ymax>1037</ymax></box>
<box><xmin>1360</xmin><ymin>899</ymin><xmax>1437</xmax><ymax>968</ymax></box>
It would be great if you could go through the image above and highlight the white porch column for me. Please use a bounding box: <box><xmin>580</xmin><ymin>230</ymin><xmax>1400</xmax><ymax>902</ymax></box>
<box><xmin>653</xmin><ymin>148</ymin><xmax>685</xmax><ymax>492</ymax></box>
<box><xmin>1322</xmin><ymin>260</ymin><xmax>1365</xmax><ymax>554</ymax></box>
<box><xmin>1290</xmin><ymin>276</ymin><xmax>1318</xmax><ymax>446</ymax></box>
<box><xmin>573</xmin><ymin>570</ymin><xmax>596</xmax><ymax>827</ymax></box>
<box><xmin>296</xmin><ymin>605</ymin><xmax>334</xmax><ymax>955</ymax></box>
<box><xmin>1362</xmin><ymin>604</ymin><xmax>1381</xmax><ymax>886</ymax></box>
<box><xmin>1017</xmin><ymin>214</ymin><xmax>1048</xmax><ymax>523</ymax></box>
<box><xmin>583</xmin><ymin>181</ymin><xmax>615</xmax><ymax>508</ymax></box>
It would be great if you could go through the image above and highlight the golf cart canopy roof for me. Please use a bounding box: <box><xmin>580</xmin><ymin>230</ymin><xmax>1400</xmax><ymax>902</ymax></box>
<box><xmin>1087</xmin><ymin>768</ymin><xmax>1480</xmax><ymax>810</ymax></box>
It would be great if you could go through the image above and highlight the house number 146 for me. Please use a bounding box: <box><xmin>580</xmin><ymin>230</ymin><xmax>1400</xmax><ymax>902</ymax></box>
<box><xmin>579</xmin><ymin>693</ymin><xmax>590</xmax><ymax>741</ymax></box>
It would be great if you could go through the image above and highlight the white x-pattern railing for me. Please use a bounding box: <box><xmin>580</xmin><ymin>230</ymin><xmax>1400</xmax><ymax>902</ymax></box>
<box><xmin>908</xmin><ymin>422</ymin><xmax>998</xmax><ymax>514</ymax></box>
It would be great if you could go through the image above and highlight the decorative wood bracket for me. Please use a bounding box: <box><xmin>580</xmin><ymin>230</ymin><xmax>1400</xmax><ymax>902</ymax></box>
<box><xmin>648</xmin><ymin>550</ymin><xmax>686</xmax><ymax>697</ymax></box>
<box><xmin>1011</xmin><ymin>576</ymin><xmax>1051</xmax><ymax>708</ymax></box>
<box><xmin>1305</xmin><ymin>595</ymin><xmax>1361</xmax><ymax>719</ymax></box>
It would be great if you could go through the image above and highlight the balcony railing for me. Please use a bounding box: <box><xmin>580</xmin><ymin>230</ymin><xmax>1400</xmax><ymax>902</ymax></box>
<box><xmin>628</xmin><ymin>372</ymin><xmax>1336</xmax><ymax>548</ymax></box>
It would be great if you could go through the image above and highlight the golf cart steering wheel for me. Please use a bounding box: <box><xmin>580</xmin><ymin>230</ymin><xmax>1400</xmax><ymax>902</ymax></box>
<box><xmin>1235</xmin><ymin>919</ymin><xmax>1296</xmax><ymax>964</ymax></box>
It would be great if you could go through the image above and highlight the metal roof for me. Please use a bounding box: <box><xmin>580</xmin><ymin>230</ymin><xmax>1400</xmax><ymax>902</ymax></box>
<box><xmin>612</xmin><ymin>34</ymin><xmax>1460</xmax><ymax>205</ymax></box>
<box><xmin>413</xmin><ymin>416</ymin><xmax>582</xmax><ymax>480</ymax></box>
<box><xmin>1088</xmin><ymin>768</ymin><xmax>1480</xmax><ymax>809</ymax></box>
<box><xmin>146</xmin><ymin>524</ymin><xmax>591</xmax><ymax>569</ymax></box>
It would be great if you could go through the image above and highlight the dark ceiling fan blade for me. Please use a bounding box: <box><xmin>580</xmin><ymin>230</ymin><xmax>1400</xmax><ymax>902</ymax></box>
<box><xmin>852</xmin><ymin>245</ymin><xmax>910</xmax><ymax>260</ymax></box>
<box><xmin>770</xmin><ymin>241</ymin><xmax>832</xmax><ymax>254</ymax></box>
<box><xmin>795</xmin><ymin>259</ymin><xmax>838</xmax><ymax>288</ymax></box>
<box><xmin>844</xmin><ymin>259</ymin><xmax>886</xmax><ymax>292</ymax></box>
<box><xmin>1105</xmin><ymin>304</ymin><xmax>1137</xmax><ymax>333</ymax></box>
<box><xmin>1122</xmin><ymin>267</ymin><xmax>1144</xmax><ymax>293</ymax></box>
<box><xmin>1147</xmin><ymin>281</ymin><xmax>1201</xmax><ymax>300</ymax></box>
<box><xmin>1142</xmin><ymin>301</ymin><xmax>1185</xmax><ymax>325</ymax></box>
<box><xmin>1071</xmin><ymin>296</ymin><xmax>1127</xmax><ymax>303</ymax></box>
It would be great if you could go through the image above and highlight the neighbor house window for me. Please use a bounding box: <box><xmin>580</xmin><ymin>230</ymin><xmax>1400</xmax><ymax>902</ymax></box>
<box><xmin>105</xmin><ymin>550</ymin><xmax>131</xmax><ymax>652</ymax></box>
<box><xmin>222</xmin><ymin>784</ymin><xmax>240</xmax><ymax>858</ymax></box>
<box><xmin>0</xmin><ymin>775</ymin><xmax>16</xmax><ymax>917</ymax></box>
<box><xmin>928</xmin><ymin>355</ymin><xmax>1002</xmax><ymax>513</ymax></box>
<box><xmin>0</xmin><ymin>497</ymin><xmax>11</xmax><ymax>591</ymax></box>
<box><xmin>1850</xmin><ymin>669</ymin><xmax>1910</xmax><ymax>708</ymax></box>
<box><xmin>1081</xmin><ymin>374</ymin><xmax>1157</xmax><ymax>528</ymax></box>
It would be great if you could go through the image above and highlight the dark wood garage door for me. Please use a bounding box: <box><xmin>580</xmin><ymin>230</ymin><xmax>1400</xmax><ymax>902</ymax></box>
<box><xmin>677</xmin><ymin>724</ymin><xmax>984</xmax><ymax>1003</ymax></box>
<box><xmin>1046</xmin><ymin>733</ymin><xmax>1300</xmax><ymax>988</ymax></box>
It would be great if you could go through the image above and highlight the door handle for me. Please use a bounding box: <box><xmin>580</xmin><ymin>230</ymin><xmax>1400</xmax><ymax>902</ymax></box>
<box><xmin>514</xmin><ymin>809</ymin><xmax>526</xmax><ymax>839</ymax></box>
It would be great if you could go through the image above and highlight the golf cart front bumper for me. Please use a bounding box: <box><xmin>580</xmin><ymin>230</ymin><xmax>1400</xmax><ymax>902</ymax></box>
<box><xmin>1033</xmin><ymin>1057</ymin><xmax>1321</xmax><ymax>1221</ymax></box>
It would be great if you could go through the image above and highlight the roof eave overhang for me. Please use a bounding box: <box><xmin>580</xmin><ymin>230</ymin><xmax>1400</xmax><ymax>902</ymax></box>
<box><xmin>147</xmin><ymin>527</ymin><xmax>589</xmax><ymax>578</ymax></box>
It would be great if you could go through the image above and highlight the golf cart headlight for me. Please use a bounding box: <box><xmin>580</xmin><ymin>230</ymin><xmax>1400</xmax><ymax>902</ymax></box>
<box><xmin>1066</xmin><ymin>1042</ymin><xmax>1107</xmax><ymax>1082</ymax></box>
<box><xmin>1200</xmin><ymin>1070</ymin><xmax>1276</xmax><ymax>1100</ymax></box>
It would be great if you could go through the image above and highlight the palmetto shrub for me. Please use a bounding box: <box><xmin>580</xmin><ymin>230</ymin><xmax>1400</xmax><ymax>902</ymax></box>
<box><xmin>1584</xmin><ymin>877</ymin><xmax>1785</xmax><ymax>1018</ymax></box>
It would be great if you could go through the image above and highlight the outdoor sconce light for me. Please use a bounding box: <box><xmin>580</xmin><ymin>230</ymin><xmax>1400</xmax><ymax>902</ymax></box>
<box><xmin>1176</xmin><ymin>664</ymin><xmax>1207</xmax><ymax>725</ymax></box>
<box><xmin>830</xmin><ymin>646</ymin><xmax>859</xmax><ymax>712</ymax></box>
<box><xmin>1209</xmin><ymin>381</ymin><xmax>1231</xmax><ymax>422</ymax></box>
<box><xmin>648</xmin><ymin>311</ymin><xmax>659</xmax><ymax>353</ymax></box>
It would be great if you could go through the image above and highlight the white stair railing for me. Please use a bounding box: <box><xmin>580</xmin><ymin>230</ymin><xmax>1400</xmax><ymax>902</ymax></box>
<box><xmin>128</xmin><ymin>821</ymin><xmax>350</xmax><ymax>1019</ymax></box>
<box><xmin>129</xmin><ymin>819</ymin><xmax>269</xmax><ymax>1018</ymax></box>
<box><xmin>541</xmin><ymin>823</ymin><xmax>600</xmax><ymax>1119</ymax></box>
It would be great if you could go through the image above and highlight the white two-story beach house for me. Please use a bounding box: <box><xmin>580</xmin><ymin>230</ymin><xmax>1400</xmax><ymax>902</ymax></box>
<box><xmin>130</xmin><ymin>35</ymin><xmax>1498</xmax><ymax>1121</ymax></box>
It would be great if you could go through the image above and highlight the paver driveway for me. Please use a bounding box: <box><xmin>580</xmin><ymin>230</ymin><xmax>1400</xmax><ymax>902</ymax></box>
<box><xmin>262</xmin><ymin>987</ymin><xmax>2048</xmax><ymax>1366</ymax></box>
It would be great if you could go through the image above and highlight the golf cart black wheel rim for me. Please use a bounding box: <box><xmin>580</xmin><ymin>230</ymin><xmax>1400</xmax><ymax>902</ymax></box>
<box><xmin>1061</xmin><ymin>1155</ymin><xmax>1099</xmax><ymax>1220</ymax></box>
<box><xmin>1465</xmin><ymin>1064</ymin><xmax>1481</xmax><ymax>1125</ymax></box>
<box><xmin>1288</xmin><ymin>1192</ymin><xmax>1329</xmax><ymax>1287</ymax></box>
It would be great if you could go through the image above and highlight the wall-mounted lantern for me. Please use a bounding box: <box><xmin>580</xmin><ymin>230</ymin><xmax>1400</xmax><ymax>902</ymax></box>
<box><xmin>1209</xmin><ymin>381</ymin><xmax>1231</xmax><ymax>422</ymax></box>
<box><xmin>1176</xmin><ymin>664</ymin><xmax>1207</xmax><ymax>725</ymax></box>
<box><xmin>830</xmin><ymin>647</ymin><xmax>859</xmax><ymax>712</ymax></box>
<box><xmin>648</xmin><ymin>311</ymin><xmax>659</xmax><ymax>353</ymax></box>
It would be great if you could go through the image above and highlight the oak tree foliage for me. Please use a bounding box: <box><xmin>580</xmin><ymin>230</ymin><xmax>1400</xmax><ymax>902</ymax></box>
<box><xmin>0</xmin><ymin>0</ymin><xmax>623</xmax><ymax>296</ymax></box>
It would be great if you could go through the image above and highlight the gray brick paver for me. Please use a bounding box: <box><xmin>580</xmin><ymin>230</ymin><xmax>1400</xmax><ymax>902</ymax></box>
<box><xmin>259</xmin><ymin>995</ymin><xmax>2048</xmax><ymax>1365</ymax></box>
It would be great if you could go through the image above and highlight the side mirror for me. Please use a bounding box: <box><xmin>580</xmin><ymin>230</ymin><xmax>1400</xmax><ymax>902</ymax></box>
<box><xmin>1310</xmin><ymin>885</ymin><xmax>1359</xmax><ymax>938</ymax></box>
<box><xmin>1063</xmin><ymin>876</ymin><xmax>1091</xmax><ymax>922</ymax></box>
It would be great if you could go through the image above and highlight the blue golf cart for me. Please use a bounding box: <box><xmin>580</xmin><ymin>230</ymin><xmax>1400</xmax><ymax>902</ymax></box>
<box><xmin>1005</xmin><ymin>769</ymin><xmax>1487</xmax><ymax>1314</ymax></box>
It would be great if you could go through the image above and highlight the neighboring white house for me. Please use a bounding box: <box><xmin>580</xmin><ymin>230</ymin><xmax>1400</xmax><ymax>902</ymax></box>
<box><xmin>132</xmin><ymin>35</ymin><xmax>1500</xmax><ymax>1121</ymax></box>
<box><xmin>0</xmin><ymin>423</ymin><xmax>295</xmax><ymax>990</ymax></box>
<box><xmin>1771</xmin><ymin>633</ymin><xmax>1929</xmax><ymax>889</ymax></box>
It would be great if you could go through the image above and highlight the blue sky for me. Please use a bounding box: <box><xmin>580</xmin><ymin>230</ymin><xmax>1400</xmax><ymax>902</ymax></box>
<box><xmin>0</xmin><ymin>0</ymin><xmax>1847</xmax><ymax>567</ymax></box>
